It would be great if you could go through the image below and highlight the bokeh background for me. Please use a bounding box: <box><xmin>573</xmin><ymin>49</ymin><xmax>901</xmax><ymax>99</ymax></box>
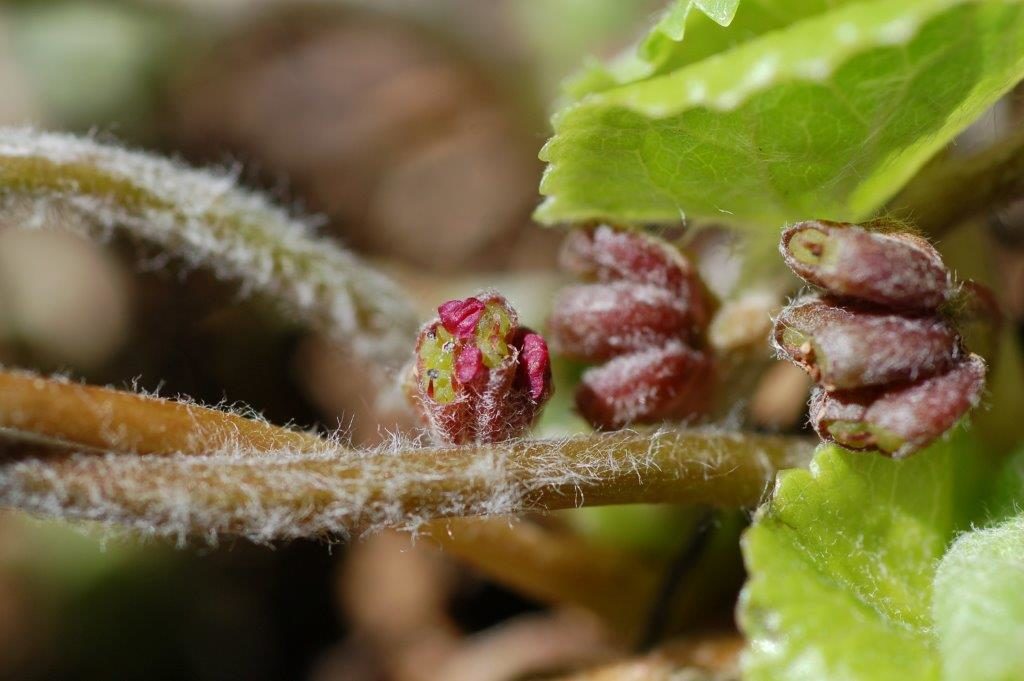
<box><xmin>0</xmin><ymin>2</ymin><xmax>666</xmax><ymax>679</ymax></box>
<box><xmin>0</xmin><ymin>2</ymin><xmax>1022</xmax><ymax>679</ymax></box>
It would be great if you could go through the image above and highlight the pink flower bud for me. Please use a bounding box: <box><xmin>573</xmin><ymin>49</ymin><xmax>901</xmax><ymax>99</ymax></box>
<box><xmin>575</xmin><ymin>342</ymin><xmax>714</xmax><ymax>431</ymax></box>
<box><xmin>549</xmin><ymin>283</ymin><xmax>700</xmax><ymax>361</ymax></box>
<box><xmin>777</xmin><ymin>220</ymin><xmax>988</xmax><ymax>456</ymax></box>
<box><xmin>781</xmin><ymin>220</ymin><xmax>950</xmax><ymax>311</ymax></box>
<box><xmin>549</xmin><ymin>225</ymin><xmax>715</xmax><ymax>429</ymax></box>
<box><xmin>409</xmin><ymin>292</ymin><xmax>553</xmax><ymax>444</ymax></box>
<box><xmin>560</xmin><ymin>225</ymin><xmax>709</xmax><ymax>328</ymax></box>
<box><xmin>810</xmin><ymin>354</ymin><xmax>986</xmax><ymax>458</ymax></box>
<box><xmin>773</xmin><ymin>296</ymin><xmax>962</xmax><ymax>389</ymax></box>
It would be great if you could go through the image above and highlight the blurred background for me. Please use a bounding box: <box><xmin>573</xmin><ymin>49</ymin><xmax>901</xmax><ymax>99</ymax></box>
<box><xmin>0</xmin><ymin>1</ymin><xmax>1022</xmax><ymax>679</ymax></box>
<box><xmin>0</xmin><ymin>1</ymin><xmax>672</xmax><ymax>679</ymax></box>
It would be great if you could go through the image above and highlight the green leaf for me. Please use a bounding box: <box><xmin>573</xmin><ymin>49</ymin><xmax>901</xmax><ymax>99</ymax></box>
<box><xmin>538</xmin><ymin>0</ymin><xmax>1024</xmax><ymax>228</ymax></box>
<box><xmin>566</xmin><ymin>0</ymin><xmax>855</xmax><ymax>100</ymax></box>
<box><xmin>740</xmin><ymin>434</ymin><xmax>1024</xmax><ymax>680</ymax></box>
<box><xmin>933</xmin><ymin>515</ymin><xmax>1024</xmax><ymax>681</ymax></box>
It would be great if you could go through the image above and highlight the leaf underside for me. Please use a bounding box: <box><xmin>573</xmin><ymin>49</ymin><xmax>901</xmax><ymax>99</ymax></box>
<box><xmin>539</xmin><ymin>0</ymin><xmax>1024</xmax><ymax>229</ymax></box>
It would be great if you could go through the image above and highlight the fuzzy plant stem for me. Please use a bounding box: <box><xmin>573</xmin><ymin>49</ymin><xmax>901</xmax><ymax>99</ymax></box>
<box><xmin>0</xmin><ymin>370</ymin><xmax>813</xmax><ymax>543</ymax></box>
<box><xmin>890</xmin><ymin>125</ymin><xmax>1024</xmax><ymax>236</ymax></box>
<box><xmin>0</xmin><ymin>368</ymin><xmax>326</xmax><ymax>455</ymax></box>
<box><xmin>0</xmin><ymin>430</ymin><xmax>810</xmax><ymax>542</ymax></box>
<box><xmin>0</xmin><ymin>128</ymin><xmax>418</xmax><ymax>369</ymax></box>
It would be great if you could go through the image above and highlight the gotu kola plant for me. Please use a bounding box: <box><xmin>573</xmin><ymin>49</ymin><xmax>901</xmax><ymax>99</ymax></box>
<box><xmin>0</xmin><ymin>0</ymin><xmax>1023</xmax><ymax>676</ymax></box>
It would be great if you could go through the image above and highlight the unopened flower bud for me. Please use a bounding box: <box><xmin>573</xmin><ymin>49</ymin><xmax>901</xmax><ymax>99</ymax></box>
<box><xmin>575</xmin><ymin>342</ymin><xmax>714</xmax><ymax>431</ymax></box>
<box><xmin>549</xmin><ymin>225</ymin><xmax>715</xmax><ymax>430</ymax></box>
<box><xmin>549</xmin><ymin>283</ymin><xmax>701</xmax><ymax>361</ymax></box>
<box><xmin>809</xmin><ymin>354</ymin><xmax>986</xmax><ymax>458</ymax></box>
<box><xmin>560</xmin><ymin>225</ymin><xmax>709</xmax><ymax>329</ymax></box>
<box><xmin>781</xmin><ymin>220</ymin><xmax>950</xmax><ymax>310</ymax></box>
<box><xmin>409</xmin><ymin>292</ymin><xmax>552</xmax><ymax>444</ymax></box>
<box><xmin>773</xmin><ymin>296</ymin><xmax>961</xmax><ymax>389</ymax></box>
<box><xmin>777</xmin><ymin>219</ymin><xmax>989</xmax><ymax>457</ymax></box>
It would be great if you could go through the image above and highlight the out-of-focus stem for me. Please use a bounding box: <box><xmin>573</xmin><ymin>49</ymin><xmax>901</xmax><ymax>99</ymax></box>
<box><xmin>425</xmin><ymin>517</ymin><xmax>664</xmax><ymax>637</ymax></box>
<box><xmin>0</xmin><ymin>128</ymin><xmax>418</xmax><ymax>369</ymax></box>
<box><xmin>554</xmin><ymin>631</ymin><xmax>743</xmax><ymax>680</ymax></box>
<box><xmin>890</xmin><ymin>126</ymin><xmax>1024</xmax><ymax>235</ymax></box>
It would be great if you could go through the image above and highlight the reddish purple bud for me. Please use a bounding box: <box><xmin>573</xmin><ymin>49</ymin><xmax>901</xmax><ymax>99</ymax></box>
<box><xmin>773</xmin><ymin>296</ymin><xmax>962</xmax><ymax>389</ymax></box>
<box><xmin>518</xmin><ymin>332</ymin><xmax>551</xmax><ymax>402</ymax></box>
<box><xmin>439</xmin><ymin>297</ymin><xmax>486</xmax><ymax>339</ymax></box>
<box><xmin>575</xmin><ymin>342</ymin><xmax>714</xmax><ymax>431</ymax></box>
<box><xmin>560</xmin><ymin>225</ymin><xmax>709</xmax><ymax>329</ymax></box>
<box><xmin>548</xmin><ymin>283</ymin><xmax>700</xmax><ymax>362</ymax></box>
<box><xmin>456</xmin><ymin>345</ymin><xmax>484</xmax><ymax>384</ymax></box>
<box><xmin>810</xmin><ymin>354</ymin><xmax>986</xmax><ymax>458</ymax></box>
<box><xmin>409</xmin><ymin>291</ymin><xmax>553</xmax><ymax>444</ymax></box>
<box><xmin>781</xmin><ymin>221</ymin><xmax>950</xmax><ymax>310</ymax></box>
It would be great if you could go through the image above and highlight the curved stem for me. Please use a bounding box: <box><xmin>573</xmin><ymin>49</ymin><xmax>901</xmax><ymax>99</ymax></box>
<box><xmin>0</xmin><ymin>128</ymin><xmax>418</xmax><ymax>369</ymax></box>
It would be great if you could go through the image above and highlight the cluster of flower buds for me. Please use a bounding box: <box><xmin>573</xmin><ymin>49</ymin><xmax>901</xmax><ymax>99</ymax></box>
<box><xmin>547</xmin><ymin>225</ymin><xmax>714</xmax><ymax>430</ymax></box>
<box><xmin>774</xmin><ymin>220</ymin><xmax>989</xmax><ymax>458</ymax></box>
<box><xmin>407</xmin><ymin>292</ymin><xmax>553</xmax><ymax>444</ymax></box>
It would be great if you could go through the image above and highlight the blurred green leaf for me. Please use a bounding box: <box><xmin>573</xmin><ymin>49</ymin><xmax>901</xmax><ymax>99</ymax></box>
<box><xmin>566</xmin><ymin>0</ymin><xmax>842</xmax><ymax>99</ymax></box>
<box><xmin>538</xmin><ymin>0</ymin><xmax>1024</xmax><ymax>228</ymax></box>
<box><xmin>933</xmin><ymin>514</ymin><xmax>1024</xmax><ymax>681</ymax></box>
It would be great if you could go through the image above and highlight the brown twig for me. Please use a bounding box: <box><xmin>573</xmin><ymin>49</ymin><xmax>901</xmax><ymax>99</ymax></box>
<box><xmin>0</xmin><ymin>369</ymin><xmax>324</xmax><ymax>455</ymax></box>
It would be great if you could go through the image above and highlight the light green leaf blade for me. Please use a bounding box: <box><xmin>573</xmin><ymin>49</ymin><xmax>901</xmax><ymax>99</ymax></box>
<box><xmin>933</xmin><ymin>515</ymin><xmax>1024</xmax><ymax>681</ymax></box>
<box><xmin>539</xmin><ymin>0</ymin><xmax>1024</xmax><ymax>227</ymax></box>
<box><xmin>566</xmin><ymin>0</ymin><xmax>857</xmax><ymax>100</ymax></box>
<box><xmin>739</xmin><ymin>427</ymin><xmax>990</xmax><ymax>681</ymax></box>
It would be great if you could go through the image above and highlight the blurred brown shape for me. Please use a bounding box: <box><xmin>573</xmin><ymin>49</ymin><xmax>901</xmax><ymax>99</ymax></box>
<box><xmin>427</xmin><ymin>516</ymin><xmax>663</xmax><ymax>638</ymax></box>
<box><xmin>434</xmin><ymin>609</ymin><xmax>617</xmax><ymax>681</ymax></box>
<box><xmin>328</xmin><ymin>529</ymin><xmax>618</xmax><ymax>681</ymax></box>
<box><xmin>166</xmin><ymin>7</ymin><xmax>546</xmax><ymax>272</ymax></box>
<box><xmin>557</xmin><ymin>632</ymin><xmax>742</xmax><ymax>681</ymax></box>
<box><xmin>295</xmin><ymin>332</ymin><xmax>417</xmax><ymax>447</ymax></box>
<box><xmin>749</xmin><ymin>361</ymin><xmax>813</xmax><ymax>431</ymax></box>
<box><xmin>0</xmin><ymin>227</ymin><xmax>130</xmax><ymax>371</ymax></box>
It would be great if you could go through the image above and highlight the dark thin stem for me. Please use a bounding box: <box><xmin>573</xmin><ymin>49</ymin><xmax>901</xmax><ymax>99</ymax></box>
<box><xmin>639</xmin><ymin>509</ymin><xmax>715</xmax><ymax>650</ymax></box>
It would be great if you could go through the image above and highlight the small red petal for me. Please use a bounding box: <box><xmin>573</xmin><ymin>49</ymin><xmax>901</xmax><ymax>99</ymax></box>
<box><xmin>455</xmin><ymin>344</ymin><xmax>485</xmax><ymax>384</ymax></box>
<box><xmin>520</xmin><ymin>332</ymin><xmax>551</xmax><ymax>401</ymax></box>
<box><xmin>439</xmin><ymin>297</ymin><xmax>486</xmax><ymax>339</ymax></box>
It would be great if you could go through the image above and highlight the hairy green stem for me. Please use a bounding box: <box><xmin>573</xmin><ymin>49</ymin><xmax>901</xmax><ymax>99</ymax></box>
<box><xmin>0</xmin><ymin>128</ymin><xmax>418</xmax><ymax>369</ymax></box>
<box><xmin>0</xmin><ymin>428</ymin><xmax>811</xmax><ymax>542</ymax></box>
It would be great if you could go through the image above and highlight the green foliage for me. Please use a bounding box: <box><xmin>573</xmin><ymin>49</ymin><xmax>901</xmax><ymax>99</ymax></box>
<box><xmin>538</xmin><ymin>0</ymin><xmax>1024</xmax><ymax>228</ymax></box>
<box><xmin>740</xmin><ymin>435</ymin><xmax>1024</xmax><ymax>680</ymax></box>
<box><xmin>933</xmin><ymin>514</ymin><xmax>1024</xmax><ymax>681</ymax></box>
<box><xmin>566</xmin><ymin>0</ymin><xmax>834</xmax><ymax>99</ymax></box>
